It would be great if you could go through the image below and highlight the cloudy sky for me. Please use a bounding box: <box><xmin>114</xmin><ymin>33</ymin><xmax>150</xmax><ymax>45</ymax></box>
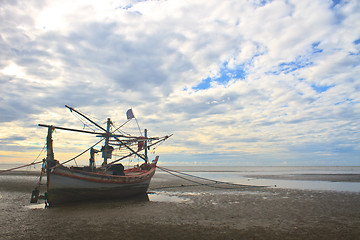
<box><xmin>1</xmin><ymin>0</ymin><xmax>359</xmax><ymax>166</ymax></box>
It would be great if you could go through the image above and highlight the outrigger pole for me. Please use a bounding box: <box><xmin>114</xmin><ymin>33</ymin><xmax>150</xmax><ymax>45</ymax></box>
<box><xmin>39</xmin><ymin>106</ymin><xmax>171</xmax><ymax>166</ymax></box>
<box><xmin>65</xmin><ymin>105</ymin><xmax>147</xmax><ymax>164</ymax></box>
<box><xmin>38</xmin><ymin>124</ymin><xmax>105</xmax><ymax>135</ymax></box>
<box><xmin>65</xmin><ymin>105</ymin><xmax>107</xmax><ymax>132</ymax></box>
<box><xmin>38</xmin><ymin>123</ymin><xmax>149</xmax><ymax>165</ymax></box>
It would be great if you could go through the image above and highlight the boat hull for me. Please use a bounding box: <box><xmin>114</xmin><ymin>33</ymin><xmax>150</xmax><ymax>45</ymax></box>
<box><xmin>47</xmin><ymin>165</ymin><xmax>156</xmax><ymax>205</ymax></box>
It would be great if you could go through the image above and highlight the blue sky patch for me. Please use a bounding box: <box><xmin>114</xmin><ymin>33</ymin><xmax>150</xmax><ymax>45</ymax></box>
<box><xmin>311</xmin><ymin>84</ymin><xmax>334</xmax><ymax>93</ymax></box>
<box><xmin>116</xmin><ymin>4</ymin><xmax>133</xmax><ymax>10</ymax></box>
<box><xmin>335</xmin><ymin>98</ymin><xmax>353</xmax><ymax>105</ymax></box>
<box><xmin>269</xmin><ymin>58</ymin><xmax>313</xmax><ymax>75</ymax></box>
<box><xmin>312</xmin><ymin>42</ymin><xmax>323</xmax><ymax>54</ymax></box>
<box><xmin>253</xmin><ymin>0</ymin><xmax>273</xmax><ymax>8</ymax></box>
<box><xmin>194</xmin><ymin>77</ymin><xmax>211</xmax><ymax>90</ymax></box>
<box><xmin>354</xmin><ymin>38</ymin><xmax>360</xmax><ymax>45</ymax></box>
<box><xmin>349</xmin><ymin>51</ymin><xmax>360</xmax><ymax>56</ymax></box>
<box><xmin>193</xmin><ymin>62</ymin><xmax>246</xmax><ymax>90</ymax></box>
<box><xmin>330</xmin><ymin>0</ymin><xmax>341</xmax><ymax>8</ymax></box>
<box><xmin>267</xmin><ymin>42</ymin><xmax>323</xmax><ymax>75</ymax></box>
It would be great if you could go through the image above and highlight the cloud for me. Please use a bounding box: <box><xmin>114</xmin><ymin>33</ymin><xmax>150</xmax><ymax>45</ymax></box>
<box><xmin>0</xmin><ymin>135</ymin><xmax>27</xmax><ymax>144</ymax></box>
<box><xmin>0</xmin><ymin>0</ymin><xmax>359</xmax><ymax>165</ymax></box>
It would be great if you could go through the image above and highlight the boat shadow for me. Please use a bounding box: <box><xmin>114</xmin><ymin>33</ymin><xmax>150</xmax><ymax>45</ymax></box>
<box><xmin>45</xmin><ymin>193</ymin><xmax>150</xmax><ymax>209</ymax></box>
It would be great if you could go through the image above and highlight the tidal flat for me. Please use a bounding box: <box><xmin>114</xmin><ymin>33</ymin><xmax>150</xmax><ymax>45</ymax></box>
<box><xmin>1</xmin><ymin>167</ymin><xmax>359</xmax><ymax>240</ymax></box>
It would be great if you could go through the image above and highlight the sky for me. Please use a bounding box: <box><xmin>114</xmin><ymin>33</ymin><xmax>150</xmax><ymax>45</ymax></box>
<box><xmin>0</xmin><ymin>0</ymin><xmax>359</xmax><ymax>166</ymax></box>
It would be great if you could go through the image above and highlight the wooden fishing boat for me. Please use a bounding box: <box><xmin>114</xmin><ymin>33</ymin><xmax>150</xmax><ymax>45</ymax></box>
<box><xmin>30</xmin><ymin>106</ymin><xmax>171</xmax><ymax>206</ymax></box>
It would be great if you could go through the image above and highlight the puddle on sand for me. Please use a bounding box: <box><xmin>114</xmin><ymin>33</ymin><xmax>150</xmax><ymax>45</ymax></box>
<box><xmin>147</xmin><ymin>191</ymin><xmax>191</xmax><ymax>203</ymax></box>
<box><xmin>26</xmin><ymin>203</ymin><xmax>46</xmax><ymax>210</ymax></box>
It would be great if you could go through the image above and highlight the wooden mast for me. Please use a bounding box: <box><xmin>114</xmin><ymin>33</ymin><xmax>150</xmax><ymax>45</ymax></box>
<box><xmin>103</xmin><ymin>118</ymin><xmax>112</xmax><ymax>165</ymax></box>
<box><xmin>46</xmin><ymin>126</ymin><xmax>55</xmax><ymax>161</ymax></box>
<box><xmin>144</xmin><ymin>129</ymin><xmax>148</xmax><ymax>163</ymax></box>
<box><xmin>31</xmin><ymin>125</ymin><xmax>55</xmax><ymax>204</ymax></box>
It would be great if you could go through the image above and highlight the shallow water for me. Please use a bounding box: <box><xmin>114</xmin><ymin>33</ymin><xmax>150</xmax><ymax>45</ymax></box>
<box><xmin>148</xmin><ymin>191</ymin><xmax>192</xmax><ymax>203</ymax></box>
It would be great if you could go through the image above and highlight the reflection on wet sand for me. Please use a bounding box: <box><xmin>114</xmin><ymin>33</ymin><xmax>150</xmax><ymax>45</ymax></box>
<box><xmin>148</xmin><ymin>191</ymin><xmax>192</xmax><ymax>203</ymax></box>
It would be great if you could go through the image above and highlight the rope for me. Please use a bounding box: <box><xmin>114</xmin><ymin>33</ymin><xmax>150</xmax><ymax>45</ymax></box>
<box><xmin>0</xmin><ymin>160</ymin><xmax>43</xmax><ymax>174</ymax></box>
<box><xmin>155</xmin><ymin>166</ymin><xmax>265</xmax><ymax>190</ymax></box>
<box><xmin>30</xmin><ymin>143</ymin><xmax>46</xmax><ymax>165</ymax></box>
<box><xmin>134</xmin><ymin>118</ymin><xmax>142</xmax><ymax>136</ymax></box>
<box><xmin>60</xmin><ymin>137</ymin><xmax>105</xmax><ymax>165</ymax></box>
<box><xmin>151</xmin><ymin>138</ymin><xmax>165</xmax><ymax>151</ymax></box>
<box><xmin>158</xmin><ymin>166</ymin><xmax>214</xmax><ymax>186</ymax></box>
<box><xmin>71</xmin><ymin>111</ymin><xmax>97</xmax><ymax>132</ymax></box>
<box><xmin>0</xmin><ymin>144</ymin><xmax>47</xmax><ymax>174</ymax></box>
<box><xmin>111</xmin><ymin>120</ymin><xmax>132</xmax><ymax>136</ymax></box>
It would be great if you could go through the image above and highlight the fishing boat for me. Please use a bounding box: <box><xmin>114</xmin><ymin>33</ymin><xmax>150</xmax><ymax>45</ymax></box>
<box><xmin>30</xmin><ymin>105</ymin><xmax>171</xmax><ymax>206</ymax></box>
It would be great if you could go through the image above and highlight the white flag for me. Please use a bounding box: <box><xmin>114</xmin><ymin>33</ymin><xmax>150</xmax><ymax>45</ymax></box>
<box><xmin>126</xmin><ymin>109</ymin><xmax>135</xmax><ymax>120</ymax></box>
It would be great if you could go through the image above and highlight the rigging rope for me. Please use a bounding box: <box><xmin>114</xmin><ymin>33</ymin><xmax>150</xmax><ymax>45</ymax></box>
<box><xmin>60</xmin><ymin>137</ymin><xmax>105</xmax><ymax>165</ymax></box>
<box><xmin>71</xmin><ymin>111</ymin><xmax>97</xmax><ymax>132</ymax></box>
<box><xmin>111</xmin><ymin>120</ymin><xmax>132</xmax><ymax>136</ymax></box>
<box><xmin>134</xmin><ymin>117</ymin><xmax>142</xmax><ymax>136</ymax></box>
<box><xmin>30</xmin><ymin>143</ymin><xmax>46</xmax><ymax>165</ymax></box>
<box><xmin>151</xmin><ymin>138</ymin><xmax>165</xmax><ymax>151</ymax></box>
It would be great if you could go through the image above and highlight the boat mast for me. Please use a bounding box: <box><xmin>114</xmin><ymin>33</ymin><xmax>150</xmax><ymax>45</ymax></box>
<box><xmin>103</xmin><ymin>118</ymin><xmax>111</xmax><ymax>165</ymax></box>
<box><xmin>46</xmin><ymin>126</ymin><xmax>54</xmax><ymax>161</ymax></box>
<box><xmin>144</xmin><ymin>129</ymin><xmax>148</xmax><ymax>163</ymax></box>
<box><xmin>30</xmin><ymin>126</ymin><xmax>54</xmax><ymax>204</ymax></box>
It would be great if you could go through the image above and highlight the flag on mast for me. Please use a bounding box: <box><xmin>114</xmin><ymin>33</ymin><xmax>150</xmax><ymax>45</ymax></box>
<box><xmin>126</xmin><ymin>109</ymin><xmax>135</xmax><ymax>120</ymax></box>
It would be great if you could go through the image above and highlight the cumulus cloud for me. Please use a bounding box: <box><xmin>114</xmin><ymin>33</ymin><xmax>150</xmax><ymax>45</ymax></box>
<box><xmin>0</xmin><ymin>0</ymin><xmax>359</xmax><ymax>165</ymax></box>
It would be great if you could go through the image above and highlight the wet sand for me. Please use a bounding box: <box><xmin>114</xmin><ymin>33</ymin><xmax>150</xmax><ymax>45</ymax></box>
<box><xmin>1</xmin><ymin>171</ymin><xmax>360</xmax><ymax>240</ymax></box>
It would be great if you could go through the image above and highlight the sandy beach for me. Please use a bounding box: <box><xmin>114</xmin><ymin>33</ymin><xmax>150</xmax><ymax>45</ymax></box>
<box><xmin>1</xmin><ymin>169</ymin><xmax>360</xmax><ymax>240</ymax></box>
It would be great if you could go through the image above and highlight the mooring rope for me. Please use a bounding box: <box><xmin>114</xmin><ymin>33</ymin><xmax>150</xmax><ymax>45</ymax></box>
<box><xmin>158</xmin><ymin>166</ymin><xmax>217</xmax><ymax>186</ymax></box>
<box><xmin>155</xmin><ymin>166</ymin><xmax>264</xmax><ymax>190</ymax></box>
<box><xmin>0</xmin><ymin>160</ymin><xmax>43</xmax><ymax>174</ymax></box>
<box><xmin>0</xmin><ymin>142</ymin><xmax>48</xmax><ymax>174</ymax></box>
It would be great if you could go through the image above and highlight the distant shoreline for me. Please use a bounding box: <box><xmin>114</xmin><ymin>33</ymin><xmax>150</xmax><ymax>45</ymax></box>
<box><xmin>0</xmin><ymin>170</ymin><xmax>40</xmax><ymax>176</ymax></box>
<box><xmin>245</xmin><ymin>174</ymin><xmax>360</xmax><ymax>183</ymax></box>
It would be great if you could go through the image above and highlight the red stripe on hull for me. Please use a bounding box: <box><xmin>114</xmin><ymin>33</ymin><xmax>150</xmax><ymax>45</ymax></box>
<box><xmin>51</xmin><ymin>167</ymin><xmax>155</xmax><ymax>184</ymax></box>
